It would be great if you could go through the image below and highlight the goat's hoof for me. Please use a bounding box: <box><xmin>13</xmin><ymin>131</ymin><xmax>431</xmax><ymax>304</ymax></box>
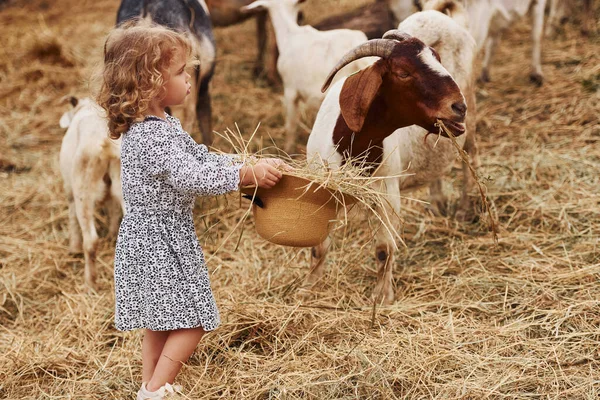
<box><xmin>372</xmin><ymin>293</ymin><xmax>394</xmax><ymax>306</ymax></box>
<box><xmin>529</xmin><ymin>73</ymin><xmax>544</xmax><ymax>86</ymax></box>
<box><xmin>68</xmin><ymin>244</ymin><xmax>83</xmax><ymax>254</ymax></box>
<box><xmin>296</xmin><ymin>286</ymin><xmax>317</xmax><ymax>303</ymax></box>
<box><xmin>429</xmin><ymin>199</ymin><xmax>448</xmax><ymax>217</ymax></box>
<box><xmin>252</xmin><ymin>65</ymin><xmax>263</xmax><ymax>78</ymax></box>
<box><xmin>85</xmin><ymin>281</ymin><xmax>99</xmax><ymax>294</ymax></box>
<box><xmin>478</xmin><ymin>70</ymin><xmax>491</xmax><ymax>84</ymax></box>
<box><xmin>266</xmin><ymin>74</ymin><xmax>281</xmax><ymax>88</ymax></box>
<box><xmin>455</xmin><ymin>207</ymin><xmax>474</xmax><ymax>223</ymax></box>
<box><xmin>372</xmin><ymin>286</ymin><xmax>395</xmax><ymax>306</ymax></box>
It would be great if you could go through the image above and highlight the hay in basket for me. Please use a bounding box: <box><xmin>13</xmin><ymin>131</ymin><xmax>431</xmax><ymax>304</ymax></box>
<box><xmin>217</xmin><ymin>125</ymin><xmax>409</xmax><ymax>249</ymax></box>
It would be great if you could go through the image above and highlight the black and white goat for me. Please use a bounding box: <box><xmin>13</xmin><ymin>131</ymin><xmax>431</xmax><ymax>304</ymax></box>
<box><xmin>117</xmin><ymin>0</ymin><xmax>216</xmax><ymax>145</ymax></box>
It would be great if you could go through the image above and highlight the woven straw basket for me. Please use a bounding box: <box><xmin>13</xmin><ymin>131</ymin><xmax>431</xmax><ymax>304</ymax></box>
<box><xmin>241</xmin><ymin>174</ymin><xmax>353</xmax><ymax>247</ymax></box>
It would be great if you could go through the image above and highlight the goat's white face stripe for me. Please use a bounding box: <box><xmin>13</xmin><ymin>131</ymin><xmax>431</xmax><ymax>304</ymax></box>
<box><xmin>419</xmin><ymin>48</ymin><xmax>450</xmax><ymax>77</ymax></box>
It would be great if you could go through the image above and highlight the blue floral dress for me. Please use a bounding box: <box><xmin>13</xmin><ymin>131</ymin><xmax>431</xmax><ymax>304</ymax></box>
<box><xmin>114</xmin><ymin>115</ymin><xmax>241</xmax><ymax>331</ymax></box>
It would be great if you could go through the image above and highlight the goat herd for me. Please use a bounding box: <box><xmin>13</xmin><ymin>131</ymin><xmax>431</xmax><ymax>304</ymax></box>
<box><xmin>59</xmin><ymin>0</ymin><xmax>595</xmax><ymax>303</ymax></box>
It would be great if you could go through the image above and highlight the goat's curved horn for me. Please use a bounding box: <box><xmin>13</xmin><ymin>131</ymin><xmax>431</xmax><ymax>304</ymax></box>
<box><xmin>321</xmin><ymin>39</ymin><xmax>397</xmax><ymax>93</ymax></box>
<box><xmin>382</xmin><ymin>30</ymin><xmax>413</xmax><ymax>42</ymax></box>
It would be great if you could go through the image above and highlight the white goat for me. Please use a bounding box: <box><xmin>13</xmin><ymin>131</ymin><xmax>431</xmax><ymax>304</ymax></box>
<box><xmin>59</xmin><ymin>97</ymin><xmax>124</xmax><ymax>290</ymax></box>
<box><xmin>389</xmin><ymin>0</ymin><xmax>421</xmax><ymax>23</ymax></box>
<box><xmin>304</xmin><ymin>4</ymin><xmax>476</xmax><ymax>305</ymax></box>
<box><xmin>422</xmin><ymin>0</ymin><xmax>547</xmax><ymax>85</ymax></box>
<box><xmin>242</xmin><ymin>0</ymin><xmax>374</xmax><ymax>153</ymax></box>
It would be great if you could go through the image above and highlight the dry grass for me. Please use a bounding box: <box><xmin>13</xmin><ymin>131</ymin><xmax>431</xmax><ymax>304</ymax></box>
<box><xmin>1</xmin><ymin>0</ymin><xmax>600</xmax><ymax>399</ymax></box>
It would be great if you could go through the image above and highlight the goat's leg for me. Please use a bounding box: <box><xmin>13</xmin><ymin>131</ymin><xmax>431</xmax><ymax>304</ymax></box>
<box><xmin>372</xmin><ymin>178</ymin><xmax>401</xmax><ymax>306</ymax></box>
<box><xmin>529</xmin><ymin>0</ymin><xmax>546</xmax><ymax>86</ymax></box>
<box><xmin>74</xmin><ymin>189</ymin><xmax>99</xmax><ymax>290</ymax></box>
<box><xmin>265</xmin><ymin>19</ymin><xmax>280</xmax><ymax>86</ymax></box>
<box><xmin>373</xmin><ymin>242</ymin><xmax>396</xmax><ymax>306</ymax></box>
<box><xmin>428</xmin><ymin>179</ymin><xmax>448</xmax><ymax>217</ymax></box>
<box><xmin>253</xmin><ymin>12</ymin><xmax>267</xmax><ymax>78</ymax></box>
<box><xmin>582</xmin><ymin>0</ymin><xmax>596</xmax><ymax>36</ymax></box>
<box><xmin>479</xmin><ymin>36</ymin><xmax>498</xmax><ymax>83</ymax></box>
<box><xmin>106</xmin><ymin>160</ymin><xmax>124</xmax><ymax>239</ymax></box>
<box><xmin>302</xmin><ymin>236</ymin><xmax>332</xmax><ymax>289</ymax></box>
<box><xmin>283</xmin><ymin>89</ymin><xmax>300</xmax><ymax>154</ymax></box>
<box><xmin>73</xmin><ymin>157</ymin><xmax>108</xmax><ymax>290</ymax></box>
<box><xmin>106</xmin><ymin>197</ymin><xmax>122</xmax><ymax>239</ymax></box>
<box><xmin>196</xmin><ymin>73</ymin><xmax>213</xmax><ymax>147</ymax></box>
<box><xmin>545</xmin><ymin>0</ymin><xmax>561</xmax><ymax>37</ymax></box>
<box><xmin>67</xmin><ymin>194</ymin><xmax>83</xmax><ymax>254</ymax></box>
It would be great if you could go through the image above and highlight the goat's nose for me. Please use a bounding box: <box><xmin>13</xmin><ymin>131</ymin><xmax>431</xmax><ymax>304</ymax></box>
<box><xmin>451</xmin><ymin>101</ymin><xmax>467</xmax><ymax>119</ymax></box>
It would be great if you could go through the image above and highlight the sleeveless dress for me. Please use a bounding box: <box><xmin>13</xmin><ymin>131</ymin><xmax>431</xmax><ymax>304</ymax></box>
<box><xmin>114</xmin><ymin>115</ymin><xmax>241</xmax><ymax>331</ymax></box>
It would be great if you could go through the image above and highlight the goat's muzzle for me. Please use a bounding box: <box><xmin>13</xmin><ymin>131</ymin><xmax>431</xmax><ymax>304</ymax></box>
<box><xmin>437</xmin><ymin>118</ymin><xmax>465</xmax><ymax>137</ymax></box>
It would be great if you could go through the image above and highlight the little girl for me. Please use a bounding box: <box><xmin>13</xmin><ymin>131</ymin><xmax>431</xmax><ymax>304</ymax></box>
<box><xmin>98</xmin><ymin>22</ymin><xmax>285</xmax><ymax>399</ymax></box>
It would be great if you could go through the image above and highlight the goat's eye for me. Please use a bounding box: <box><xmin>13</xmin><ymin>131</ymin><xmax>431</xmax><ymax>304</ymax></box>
<box><xmin>396</xmin><ymin>72</ymin><xmax>410</xmax><ymax>79</ymax></box>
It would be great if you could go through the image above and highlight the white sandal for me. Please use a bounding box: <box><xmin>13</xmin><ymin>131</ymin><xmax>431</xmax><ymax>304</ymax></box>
<box><xmin>136</xmin><ymin>382</ymin><xmax>175</xmax><ymax>399</ymax></box>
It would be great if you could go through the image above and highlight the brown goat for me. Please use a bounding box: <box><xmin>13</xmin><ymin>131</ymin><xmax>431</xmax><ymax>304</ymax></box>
<box><xmin>312</xmin><ymin>0</ymin><xmax>397</xmax><ymax>39</ymax></box>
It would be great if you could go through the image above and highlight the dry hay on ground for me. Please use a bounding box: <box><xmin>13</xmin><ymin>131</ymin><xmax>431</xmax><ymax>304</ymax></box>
<box><xmin>1</xmin><ymin>0</ymin><xmax>599</xmax><ymax>398</ymax></box>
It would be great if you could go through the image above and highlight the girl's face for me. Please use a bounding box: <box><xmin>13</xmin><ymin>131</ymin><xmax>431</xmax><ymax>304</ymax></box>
<box><xmin>161</xmin><ymin>50</ymin><xmax>191</xmax><ymax>107</ymax></box>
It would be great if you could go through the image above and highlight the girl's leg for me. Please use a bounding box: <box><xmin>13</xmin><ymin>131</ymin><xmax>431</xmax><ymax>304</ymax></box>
<box><xmin>146</xmin><ymin>326</ymin><xmax>206</xmax><ymax>391</ymax></box>
<box><xmin>142</xmin><ymin>329</ymin><xmax>171</xmax><ymax>383</ymax></box>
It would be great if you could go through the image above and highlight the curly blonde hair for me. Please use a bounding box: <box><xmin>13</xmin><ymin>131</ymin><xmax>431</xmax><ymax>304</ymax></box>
<box><xmin>97</xmin><ymin>20</ymin><xmax>196</xmax><ymax>139</ymax></box>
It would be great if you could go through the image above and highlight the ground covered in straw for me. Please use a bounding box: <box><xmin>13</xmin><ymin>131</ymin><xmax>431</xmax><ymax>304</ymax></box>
<box><xmin>1</xmin><ymin>0</ymin><xmax>599</xmax><ymax>398</ymax></box>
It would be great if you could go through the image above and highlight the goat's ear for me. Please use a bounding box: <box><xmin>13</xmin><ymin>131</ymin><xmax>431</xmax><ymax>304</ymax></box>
<box><xmin>59</xmin><ymin>111</ymin><xmax>72</xmax><ymax>129</ymax></box>
<box><xmin>241</xmin><ymin>1</ymin><xmax>267</xmax><ymax>13</ymax></box>
<box><xmin>59</xmin><ymin>95</ymin><xmax>78</xmax><ymax>107</ymax></box>
<box><xmin>339</xmin><ymin>61</ymin><xmax>384</xmax><ymax>133</ymax></box>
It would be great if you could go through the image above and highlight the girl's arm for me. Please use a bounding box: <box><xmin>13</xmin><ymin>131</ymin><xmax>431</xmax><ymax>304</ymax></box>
<box><xmin>139</xmin><ymin>131</ymin><xmax>241</xmax><ymax>196</ymax></box>
<box><xmin>181</xmin><ymin>133</ymin><xmax>242</xmax><ymax>168</ymax></box>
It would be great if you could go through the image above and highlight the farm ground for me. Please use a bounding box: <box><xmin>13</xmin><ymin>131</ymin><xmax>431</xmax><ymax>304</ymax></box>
<box><xmin>1</xmin><ymin>0</ymin><xmax>599</xmax><ymax>398</ymax></box>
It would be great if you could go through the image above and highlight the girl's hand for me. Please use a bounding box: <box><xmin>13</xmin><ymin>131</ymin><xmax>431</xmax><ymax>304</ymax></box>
<box><xmin>257</xmin><ymin>158</ymin><xmax>293</xmax><ymax>172</ymax></box>
<box><xmin>240</xmin><ymin>163</ymin><xmax>283</xmax><ymax>188</ymax></box>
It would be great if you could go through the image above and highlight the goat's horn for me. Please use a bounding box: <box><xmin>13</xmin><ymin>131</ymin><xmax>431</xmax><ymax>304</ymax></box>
<box><xmin>321</xmin><ymin>39</ymin><xmax>397</xmax><ymax>93</ymax></box>
<box><xmin>382</xmin><ymin>30</ymin><xmax>413</xmax><ymax>42</ymax></box>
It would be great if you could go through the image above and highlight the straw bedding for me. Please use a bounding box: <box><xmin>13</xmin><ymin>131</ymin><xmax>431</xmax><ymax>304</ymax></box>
<box><xmin>1</xmin><ymin>0</ymin><xmax>599</xmax><ymax>398</ymax></box>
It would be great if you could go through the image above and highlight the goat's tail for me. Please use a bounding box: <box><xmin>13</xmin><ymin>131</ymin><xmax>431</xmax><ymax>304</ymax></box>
<box><xmin>422</xmin><ymin>0</ymin><xmax>468</xmax><ymax>29</ymax></box>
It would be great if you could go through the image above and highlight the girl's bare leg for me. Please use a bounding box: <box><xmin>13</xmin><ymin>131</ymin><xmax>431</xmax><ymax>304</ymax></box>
<box><xmin>146</xmin><ymin>326</ymin><xmax>206</xmax><ymax>391</ymax></box>
<box><xmin>142</xmin><ymin>329</ymin><xmax>171</xmax><ymax>383</ymax></box>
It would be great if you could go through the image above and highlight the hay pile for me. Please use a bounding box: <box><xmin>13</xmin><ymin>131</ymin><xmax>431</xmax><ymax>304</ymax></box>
<box><xmin>1</xmin><ymin>0</ymin><xmax>599</xmax><ymax>399</ymax></box>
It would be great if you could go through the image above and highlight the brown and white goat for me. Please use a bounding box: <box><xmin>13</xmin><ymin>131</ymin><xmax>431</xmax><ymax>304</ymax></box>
<box><xmin>59</xmin><ymin>97</ymin><xmax>124</xmax><ymax>290</ymax></box>
<box><xmin>305</xmin><ymin>7</ymin><xmax>476</xmax><ymax>305</ymax></box>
